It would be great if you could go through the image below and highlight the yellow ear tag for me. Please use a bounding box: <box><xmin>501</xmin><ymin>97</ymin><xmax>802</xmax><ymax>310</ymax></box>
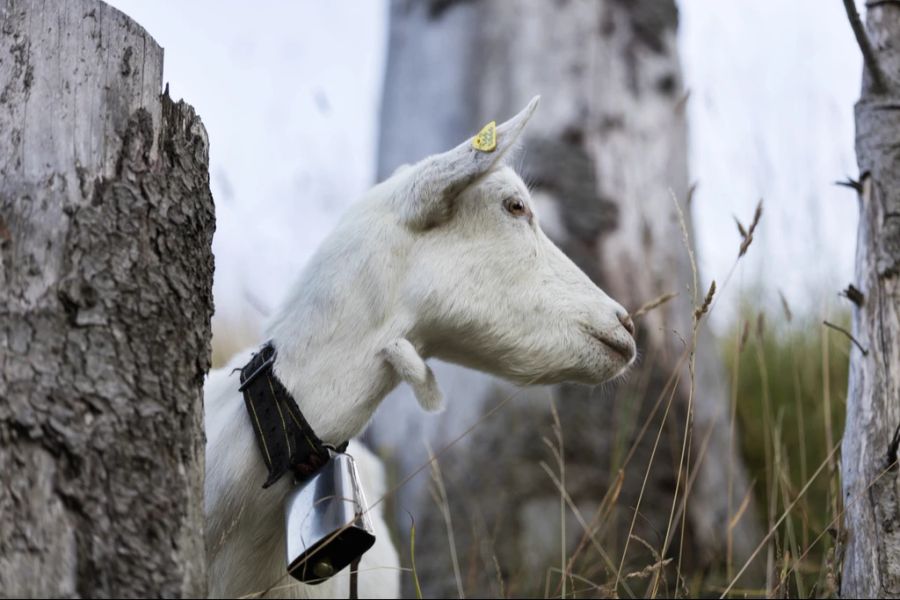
<box><xmin>472</xmin><ymin>120</ymin><xmax>497</xmax><ymax>152</ymax></box>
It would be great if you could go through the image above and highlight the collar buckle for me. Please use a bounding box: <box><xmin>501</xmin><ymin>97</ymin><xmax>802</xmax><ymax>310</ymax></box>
<box><xmin>238</xmin><ymin>348</ymin><xmax>276</xmax><ymax>392</ymax></box>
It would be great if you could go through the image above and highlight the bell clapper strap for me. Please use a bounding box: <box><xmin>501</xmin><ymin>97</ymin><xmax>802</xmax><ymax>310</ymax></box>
<box><xmin>349</xmin><ymin>557</ymin><xmax>360</xmax><ymax>600</ymax></box>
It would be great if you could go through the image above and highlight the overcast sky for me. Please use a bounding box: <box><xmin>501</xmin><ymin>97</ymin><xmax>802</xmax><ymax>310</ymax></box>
<box><xmin>108</xmin><ymin>0</ymin><xmax>862</xmax><ymax>334</ymax></box>
<box><xmin>681</xmin><ymin>0</ymin><xmax>860</xmax><ymax>326</ymax></box>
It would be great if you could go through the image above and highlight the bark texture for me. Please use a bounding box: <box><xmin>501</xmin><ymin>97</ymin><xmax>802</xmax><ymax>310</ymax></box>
<box><xmin>0</xmin><ymin>0</ymin><xmax>213</xmax><ymax>596</ymax></box>
<box><xmin>370</xmin><ymin>0</ymin><xmax>760</xmax><ymax>597</ymax></box>
<box><xmin>840</xmin><ymin>4</ymin><xmax>900</xmax><ymax>597</ymax></box>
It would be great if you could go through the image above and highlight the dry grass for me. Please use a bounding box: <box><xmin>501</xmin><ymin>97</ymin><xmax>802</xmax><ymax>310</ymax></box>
<box><xmin>400</xmin><ymin>303</ymin><xmax>854</xmax><ymax>598</ymax></box>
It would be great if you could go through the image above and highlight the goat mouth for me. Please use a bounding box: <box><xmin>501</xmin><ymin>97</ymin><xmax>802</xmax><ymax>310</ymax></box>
<box><xmin>587</xmin><ymin>331</ymin><xmax>635</xmax><ymax>363</ymax></box>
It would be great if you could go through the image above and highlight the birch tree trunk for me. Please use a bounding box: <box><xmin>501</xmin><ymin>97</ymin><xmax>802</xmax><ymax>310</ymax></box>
<box><xmin>370</xmin><ymin>0</ymin><xmax>760</xmax><ymax>596</ymax></box>
<box><xmin>840</xmin><ymin>3</ymin><xmax>900</xmax><ymax>597</ymax></box>
<box><xmin>0</xmin><ymin>0</ymin><xmax>213</xmax><ymax>596</ymax></box>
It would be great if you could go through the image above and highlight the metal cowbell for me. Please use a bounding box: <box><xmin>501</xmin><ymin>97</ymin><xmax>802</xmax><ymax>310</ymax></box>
<box><xmin>284</xmin><ymin>451</ymin><xmax>376</xmax><ymax>584</ymax></box>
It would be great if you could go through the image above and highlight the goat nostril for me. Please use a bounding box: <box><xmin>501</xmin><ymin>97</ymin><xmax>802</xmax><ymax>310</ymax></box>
<box><xmin>619</xmin><ymin>312</ymin><xmax>635</xmax><ymax>336</ymax></box>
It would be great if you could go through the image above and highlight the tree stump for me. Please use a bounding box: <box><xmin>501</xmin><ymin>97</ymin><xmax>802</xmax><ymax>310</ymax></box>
<box><xmin>0</xmin><ymin>0</ymin><xmax>213</xmax><ymax>596</ymax></box>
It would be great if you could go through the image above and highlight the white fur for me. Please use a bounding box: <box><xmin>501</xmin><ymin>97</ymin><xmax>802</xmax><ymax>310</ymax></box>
<box><xmin>204</xmin><ymin>97</ymin><xmax>636</xmax><ymax>598</ymax></box>
<box><xmin>380</xmin><ymin>338</ymin><xmax>444</xmax><ymax>411</ymax></box>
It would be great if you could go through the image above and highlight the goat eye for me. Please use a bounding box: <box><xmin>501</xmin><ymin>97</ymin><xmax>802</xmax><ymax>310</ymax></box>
<box><xmin>503</xmin><ymin>197</ymin><xmax>527</xmax><ymax>216</ymax></box>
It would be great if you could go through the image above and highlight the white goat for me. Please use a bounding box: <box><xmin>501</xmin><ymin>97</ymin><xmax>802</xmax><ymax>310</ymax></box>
<box><xmin>203</xmin><ymin>97</ymin><xmax>636</xmax><ymax>598</ymax></box>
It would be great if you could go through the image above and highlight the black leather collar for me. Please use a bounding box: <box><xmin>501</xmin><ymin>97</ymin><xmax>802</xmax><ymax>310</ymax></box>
<box><xmin>239</xmin><ymin>341</ymin><xmax>347</xmax><ymax>488</ymax></box>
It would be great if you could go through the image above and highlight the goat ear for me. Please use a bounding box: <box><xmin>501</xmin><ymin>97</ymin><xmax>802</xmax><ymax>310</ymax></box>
<box><xmin>400</xmin><ymin>95</ymin><xmax>540</xmax><ymax>229</ymax></box>
<box><xmin>380</xmin><ymin>338</ymin><xmax>444</xmax><ymax>412</ymax></box>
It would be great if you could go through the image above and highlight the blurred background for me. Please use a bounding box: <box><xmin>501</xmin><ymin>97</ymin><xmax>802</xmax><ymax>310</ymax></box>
<box><xmin>108</xmin><ymin>0</ymin><xmax>862</xmax><ymax>596</ymax></box>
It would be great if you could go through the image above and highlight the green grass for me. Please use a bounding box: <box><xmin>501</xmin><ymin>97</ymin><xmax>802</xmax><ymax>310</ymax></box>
<box><xmin>722</xmin><ymin>307</ymin><xmax>850</xmax><ymax>598</ymax></box>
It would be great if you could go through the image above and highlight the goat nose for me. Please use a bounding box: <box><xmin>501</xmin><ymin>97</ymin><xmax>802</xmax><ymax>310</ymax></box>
<box><xmin>618</xmin><ymin>311</ymin><xmax>635</xmax><ymax>336</ymax></box>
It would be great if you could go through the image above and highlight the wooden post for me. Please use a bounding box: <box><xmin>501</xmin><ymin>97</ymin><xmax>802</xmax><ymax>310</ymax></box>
<box><xmin>0</xmin><ymin>0</ymin><xmax>213</xmax><ymax>596</ymax></box>
<box><xmin>840</xmin><ymin>1</ymin><xmax>900</xmax><ymax>596</ymax></box>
